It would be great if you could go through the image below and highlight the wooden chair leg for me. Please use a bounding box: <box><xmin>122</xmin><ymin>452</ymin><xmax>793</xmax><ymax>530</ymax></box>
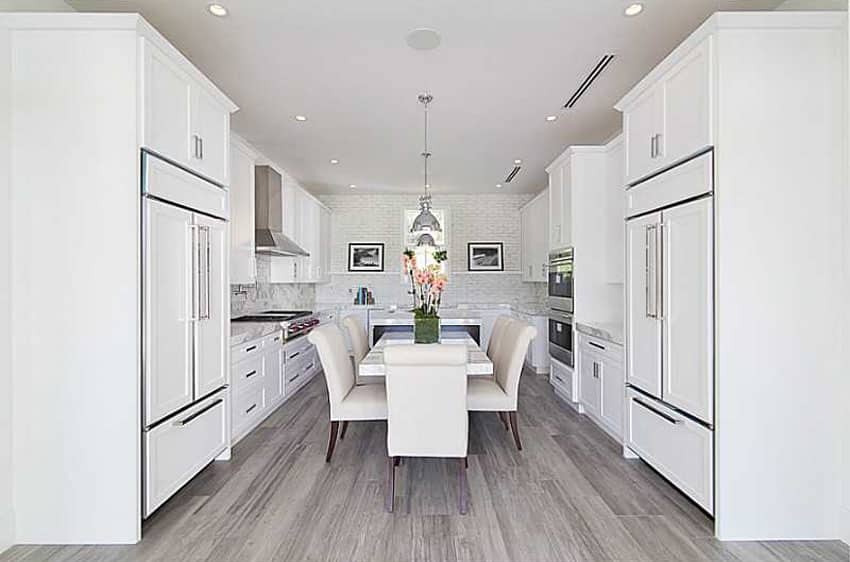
<box><xmin>393</xmin><ymin>456</ymin><xmax>401</xmax><ymax>467</ymax></box>
<box><xmin>325</xmin><ymin>421</ymin><xmax>339</xmax><ymax>463</ymax></box>
<box><xmin>458</xmin><ymin>457</ymin><xmax>468</xmax><ymax>515</ymax></box>
<box><xmin>340</xmin><ymin>421</ymin><xmax>349</xmax><ymax>440</ymax></box>
<box><xmin>508</xmin><ymin>411</ymin><xmax>522</xmax><ymax>451</ymax></box>
<box><xmin>464</xmin><ymin>457</ymin><xmax>469</xmax><ymax>469</ymax></box>
<box><xmin>497</xmin><ymin>411</ymin><xmax>509</xmax><ymax>431</ymax></box>
<box><xmin>386</xmin><ymin>456</ymin><xmax>395</xmax><ymax>512</ymax></box>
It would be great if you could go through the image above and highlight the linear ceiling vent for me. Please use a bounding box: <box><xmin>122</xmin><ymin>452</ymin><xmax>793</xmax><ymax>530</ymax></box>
<box><xmin>564</xmin><ymin>54</ymin><xmax>615</xmax><ymax>109</ymax></box>
<box><xmin>504</xmin><ymin>165</ymin><xmax>521</xmax><ymax>183</ymax></box>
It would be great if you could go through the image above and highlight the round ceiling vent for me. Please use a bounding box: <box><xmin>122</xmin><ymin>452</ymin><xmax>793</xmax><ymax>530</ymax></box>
<box><xmin>406</xmin><ymin>28</ymin><xmax>441</xmax><ymax>51</ymax></box>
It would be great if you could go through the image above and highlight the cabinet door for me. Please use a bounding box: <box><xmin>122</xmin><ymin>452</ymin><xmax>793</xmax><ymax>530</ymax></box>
<box><xmin>559</xmin><ymin>160</ymin><xmax>572</xmax><ymax>248</ymax></box>
<box><xmin>282</xmin><ymin>175</ymin><xmax>299</xmax><ymax>240</ymax></box>
<box><xmin>600</xmin><ymin>358</ymin><xmax>624</xmax><ymax>439</ymax></box>
<box><xmin>297</xmin><ymin>193</ymin><xmax>315</xmax><ymax>281</ymax></box>
<box><xmin>661</xmin><ymin>37</ymin><xmax>712</xmax><ymax>171</ymax></box>
<box><xmin>269</xmin><ymin>256</ymin><xmax>298</xmax><ymax>283</ymax></box>
<box><xmin>579</xmin><ymin>349</ymin><xmax>601</xmax><ymax>417</ymax></box>
<box><xmin>626</xmin><ymin>212</ymin><xmax>662</xmax><ymax>398</ymax></box>
<box><xmin>230</xmin><ymin>142</ymin><xmax>256</xmax><ymax>284</ymax></box>
<box><xmin>624</xmin><ymin>86</ymin><xmax>663</xmax><ymax>185</ymax></box>
<box><xmin>144</xmin><ymin>199</ymin><xmax>194</xmax><ymax>425</ymax></box>
<box><xmin>661</xmin><ymin>197</ymin><xmax>713</xmax><ymax>423</ymax></box>
<box><xmin>548</xmin><ymin>169</ymin><xmax>562</xmax><ymax>249</ymax></box>
<box><xmin>143</xmin><ymin>41</ymin><xmax>192</xmax><ymax>167</ymax></box>
<box><xmin>191</xmin><ymin>86</ymin><xmax>229</xmax><ymax>185</ymax></box>
<box><xmin>194</xmin><ymin>214</ymin><xmax>228</xmax><ymax>398</ymax></box>
<box><xmin>265</xmin><ymin>347</ymin><xmax>283</xmax><ymax>405</ymax></box>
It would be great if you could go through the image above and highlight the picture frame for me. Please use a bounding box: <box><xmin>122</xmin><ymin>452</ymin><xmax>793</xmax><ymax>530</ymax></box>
<box><xmin>467</xmin><ymin>242</ymin><xmax>504</xmax><ymax>272</ymax></box>
<box><xmin>348</xmin><ymin>243</ymin><xmax>385</xmax><ymax>272</ymax></box>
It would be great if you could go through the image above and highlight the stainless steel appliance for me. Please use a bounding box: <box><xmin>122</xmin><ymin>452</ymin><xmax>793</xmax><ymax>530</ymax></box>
<box><xmin>232</xmin><ymin>310</ymin><xmax>320</xmax><ymax>341</ymax></box>
<box><xmin>547</xmin><ymin>309</ymin><xmax>574</xmax><ymax>368</ymax></box>
<box><xmin>548</xmin><ymin>248</ymin><xmax>574</xmax><ymax>313</ymax></box>
<box><xmin>254</xmin><ymin>165</ymin><xmax>310</xmax><ymax>257</ymax></box>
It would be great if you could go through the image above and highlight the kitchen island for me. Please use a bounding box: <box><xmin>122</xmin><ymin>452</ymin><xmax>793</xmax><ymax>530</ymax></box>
<box><xmin>368</xmin><ymin>310</ymin><xmax>483</xmax><ymax>346</ymax></box>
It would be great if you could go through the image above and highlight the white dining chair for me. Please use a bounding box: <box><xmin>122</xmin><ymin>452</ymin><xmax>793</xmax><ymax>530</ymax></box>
<box><xmin>342</xmin><ymin>315</ymin><xmax>382</xmax><ymax>385</ymax></box>
<box><xmin>467</xmin><ymin>318</ymin><xmax>537</xmax><ymax>450</ymax></box>
<box><xmin>384</xmin><ymin>344</ymin><xmax>469</xmax><ymax>514</ymax></box>
<box><xmin>308</xmin><ymin>324</ymin><xmax>388</xmax><ymax>463</ymax></box>
<box><xmin>486</xmin><ymin>315</ymin><xmax>511</xmax><ymax>360</ymax></box>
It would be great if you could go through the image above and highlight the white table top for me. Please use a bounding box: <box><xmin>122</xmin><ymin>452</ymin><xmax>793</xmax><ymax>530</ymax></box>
<box><xmin>358</xmin><ymin>333</ymin><xmax>494</xmax><ymax>377</ymax></box>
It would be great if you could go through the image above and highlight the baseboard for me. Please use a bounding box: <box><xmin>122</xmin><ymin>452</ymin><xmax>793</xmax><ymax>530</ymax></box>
<box><xmin>0</xmin><ymin>508</ymin><xmax>14</xmax><ymax>555</ymax></box>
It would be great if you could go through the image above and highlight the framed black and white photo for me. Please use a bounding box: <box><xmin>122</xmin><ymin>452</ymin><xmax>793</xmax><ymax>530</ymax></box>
<box><xmin>348</xmin><ymin>243</ymin><xmax>385</xmax><ymax>272</ymax></box>
<box><xmin>467</xmin><ymin>242</ymin><xmax>504</xmax><ymax>272</ymax></box>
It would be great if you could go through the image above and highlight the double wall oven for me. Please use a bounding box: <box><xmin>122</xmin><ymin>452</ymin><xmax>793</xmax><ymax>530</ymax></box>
<box><xmin>548</xmin><ymin>248</ymin><xmax>574</xmax><ymax>367</ymax></box>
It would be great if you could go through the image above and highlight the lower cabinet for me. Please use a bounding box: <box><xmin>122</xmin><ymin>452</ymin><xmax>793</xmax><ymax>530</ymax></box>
<box><xmin>626</xmin><ymin>388</ymin><xmax>714</xmax><ymax>514</ymax></box>
<box><xmin>576</xmin><ymin>333</ymin><xmax>624</xmax><ymax>440</ymax></box>
<box><xmin>143</xmin><ymin>390</ymin><xmax>228</xmax><ymax>516</ymax></box>
<box><xmin>549</xmin><ymin>357</ymin><xmax>577</xmax><ymax>405</ymax></box>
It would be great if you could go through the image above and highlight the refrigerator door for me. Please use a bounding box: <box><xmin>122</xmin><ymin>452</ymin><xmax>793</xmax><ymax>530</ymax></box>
<box><xmin>626</xmin><ymin>211</ymin><xmax>663</xmax><ymax>398</ymax></box>
<box><xmin>144</xmin><ymin>198</ymin><xmax>195</xmax><ymax>426</ymax></box>
<box><xmin>661</xmin><ymin>197</ymin><xmax>714</xmax><ymax>424</ymax></box>
<box><xmin>193</xmin><ymin>213</ymin><xmax>229</xmax><ymax>397</ymax></box>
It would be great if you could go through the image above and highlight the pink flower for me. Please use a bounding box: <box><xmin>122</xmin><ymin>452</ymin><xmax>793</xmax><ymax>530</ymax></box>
<box><xmin>414</xmin><ymin>270</ymin><xmax>429</xmax><ymax>285</ymax></box>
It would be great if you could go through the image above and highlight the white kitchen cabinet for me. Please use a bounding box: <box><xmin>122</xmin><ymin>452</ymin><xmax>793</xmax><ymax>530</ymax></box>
<box><xmin>230</xmin><ymin>137</ymin><xmax>258</xmax><ymax>285</ymax></box>
<box><xmin>142</xmin><ymin>39</ymin><xmax>235</xmax><ymax>186</ymax></box>
<box><xmin>577</xmin><ymin>333</ymin><xmax>624</xmax><ymax>440</ymax></box>
<box><xmin>282</xmin><ymin>172</ymin><xmax>300</xmax><ymax>240</ymax></box>
<box><xmin>269</xmin><ymin>256</ymin><xmax>299</xmax><ymax>283</ymax></box>
<box><xmin>266</xmin><ymin>182</ymin><xmax>330</xmax><ymax>284</ymax></box>
<box><xmin>621</xmin><ymin>37</ymin><xmax>712</xmax><ymax>185</ymax></box>
<box><xmin>546</xmin><ymin>158</ymin><xmax>572</xmax><ymax>250</ymax></box>
<box><xmin>264</xmin><ymin>345</ymin><xmax>284</xmax><ymax>406</ymax></box>
<box><xmin>520</xmin><ymin>190</ymin><xmax>548</xmax><ymax>282</ymax></box>
<box><xmin>578</xmin><ymin>349</ymin><xmax>601</xmax><ymax>418</ymax></box>
<box><xmin>193</xmin><ymin>213</ymin><xmax>229</xmax><ymax>398</ymax></box>
<box><xmin>144</xmin><ymin>199</ymin><xmax>194</xmax><ymax>424</ymax></box>
<box><xmin>661</xmin><ymin>197</ymin><xmax>713</xmax><ymax>423</ymax></box>
<box><xmin>549</xmin><ymin>358</ymin><xmax>577</xmax><ymax>406</ymax></box>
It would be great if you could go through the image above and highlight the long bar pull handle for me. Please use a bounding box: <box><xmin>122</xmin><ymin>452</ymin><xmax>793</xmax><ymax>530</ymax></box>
<box><xmin>634</xmin><ymin>398</ymin><xmax>681</xmax><ymax>425</ymax></box>
<box><xmin>190</xmin><ymin>224</ymin><xmax>200</xmax><ymax>321</ymax></box>
<box><xmin>173</xmin><ymin>398</ymin><xmax>223</xmax><ymax>427</ymax></box>
<box><xmin>657</xmin><ymin>222</ymin><xmax>664</xmax><ymax>321</ymax></box>
<box><xmin>588</xmin><ymin>341</ymin><xmax>606</xmax><ymax>351</ymax></box>
<box><xmin>645</xmin><ymin>224</ymin><xmax>657</xmax><ymax>319</ymax></box>
<box><xmin>204</xmin><ymin>226</ymin><xmax>211</xmax><ymax>320</ymax></box>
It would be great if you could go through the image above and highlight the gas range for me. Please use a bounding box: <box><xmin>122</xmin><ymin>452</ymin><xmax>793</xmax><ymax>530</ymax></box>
<box><xmin>231</xmin><ymin>310</ymin><xmax>320</xmax><ymax>341</ymax></box>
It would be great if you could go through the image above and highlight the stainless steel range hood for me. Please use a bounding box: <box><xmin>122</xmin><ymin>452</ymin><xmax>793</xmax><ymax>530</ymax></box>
<box><xmin>255</xmin><ymin>165</ymin><xmax>309</xmax><ymax>257</ymax></box>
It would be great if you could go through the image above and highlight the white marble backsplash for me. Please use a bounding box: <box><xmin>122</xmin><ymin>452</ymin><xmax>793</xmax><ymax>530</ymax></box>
<box><xmin>231</xmin><ymin>256</ymin><xmax>316</xmax><ymax>316</ymax></box>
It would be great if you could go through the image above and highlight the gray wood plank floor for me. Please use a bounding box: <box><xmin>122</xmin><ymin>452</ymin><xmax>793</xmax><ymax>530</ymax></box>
<box><xmin>3</xmin><ymin>372</ymin><xmax>847</xmax><ymax>562</ymax></box>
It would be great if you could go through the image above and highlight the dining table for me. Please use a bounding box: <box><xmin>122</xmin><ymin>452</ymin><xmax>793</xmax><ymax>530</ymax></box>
<box><xmin>358</xmin><ymin>332</ymin><xmax>494</xmax><ymax>378</ymax></box>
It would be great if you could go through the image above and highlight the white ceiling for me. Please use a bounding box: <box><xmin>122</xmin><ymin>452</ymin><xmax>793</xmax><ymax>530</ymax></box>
<box><xmin>68</xmin><ymin>0</ymin><xmax>787</xmax><ymax>194</ymax></box>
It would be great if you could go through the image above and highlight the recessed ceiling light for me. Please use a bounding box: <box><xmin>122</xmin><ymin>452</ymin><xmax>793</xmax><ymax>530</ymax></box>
<box><xmin>514</xmin><ymin>159</ymin><xmax>522</xmax><ymax>165</ymax></box>
<box><xmin>406</xmin><ymin>28</ymin><xmax>441</xmax><ymax>51</ymax></box>
<box><xmin>496</xmin><ymin>184</ymin><xmax>503</xmax><ymax>189</ymax></box>
<box><xmin>330</xmin><ymin>159</ymin><xmax>339</xmax><ymax>164</ymax></box>
<box><xmin>624</xmin><ymin>3</ymin><xmax>644</xmax><ymax>16</ymax></box>
<box><xmin>349</xmin><ymin>184</ymin><xmax>357</xmax><ymax>189</ymax></box>
<box><xmin>294</xmin><ymin>115</ymin><xmax>308</xmax><ymax>122</ymax></box>
<box><xmin>545</xmin><ymin>115</ymin><xmax>558</xmax><ymax>122</ymax></box>
<box><xmin>207</xmin><ymin>3</ymin><xmax>228</xmax><ymax>17</ymax></box>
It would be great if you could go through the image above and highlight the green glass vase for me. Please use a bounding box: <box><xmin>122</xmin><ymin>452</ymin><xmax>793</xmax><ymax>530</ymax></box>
<box><xmin>414</xmin><ymin>315</ymin><xmax>440</xmax><ymax>344</ymax></box>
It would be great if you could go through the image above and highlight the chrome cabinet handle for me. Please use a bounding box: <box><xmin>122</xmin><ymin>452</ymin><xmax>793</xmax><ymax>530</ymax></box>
<box><xmin>173</xmin><ymin>398</ymin><xmax>223</xmax><ymax>426</ymax></box>
<box><xmin>655</xmin><ymin>133</ymin><xmax>662</xmax><ymax>159</ymax></box>
<box><xmin>650</xmin><ymin>135</ymin><xmax>655</xmax><ymax>158</ymax></box>
<box><xmin>634</xmin><ymin>398</ymin><xmax>681</xmax><ymax>425</ymax></box>
<box><xmin>644</xmin><ymin>224</ymin><xmax>658</xmax><ymax>319</ymax></box>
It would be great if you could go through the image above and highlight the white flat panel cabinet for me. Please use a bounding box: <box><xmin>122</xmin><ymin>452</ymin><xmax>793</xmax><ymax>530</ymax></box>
<box><xmin>577</xmin><ymin>334</ymin><xmax>624</xmax><ymax>440</ymax></box>
<box><xmin>229</xmin><ymin>138</ymin><xmax>257</xmax><ymax>285</ymax></box>
<box><xmin>661</xmin><ymin>197</ymin><xmax>713</xmax><ymax>423</ymax></box>
<box><xmin>578</xmin><ymin>351</ymin><xmax>601</xmax><ymax>418</ymax></box>
<box><xmin>269</xmin><ymin>256</ymin><xmax>299</xmax><ymax>283</ymax></box>
<box><xmin>547</xmin><ymin>160</ymin><xmax>572</xmax><ymax>250</ymax></box>
<box><xmin>625</xmin><ymin>212</ymin><xmax>662</xmax><ymax>398</ymax></box>
<box><xmin>622</xmin><ymin>37</ymin><xmax>712</xmax><ymax>185</ymax></box>
<box><xmin>144</xmin><ymin>199</ymin><xmax>194</xmax><ymax>424</ymax></box>
<box><xmin>193</xmin><ymin>214</ymin><xmax>229</xmax><ymax>398</ymax></box>
<box><xmin>142</xmin><ymin>39</ymin><xmax>233</xmax><ymax>186</ymax></box>
<box><xmin>521</xmin><ymin>190</ymin><xmax>548</xmax><ymax>282</ymax></box>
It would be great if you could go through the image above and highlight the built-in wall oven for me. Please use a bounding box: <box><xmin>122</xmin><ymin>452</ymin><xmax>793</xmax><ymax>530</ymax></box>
<box><xmin>548</xmin><ymin>248</ymin><xmax>574</xmax><ymax>313</ymax></box>
<box><xmin>548</xmin><ymin>309</ymin><xmax>574</xmax><ymax>368</ymax></box>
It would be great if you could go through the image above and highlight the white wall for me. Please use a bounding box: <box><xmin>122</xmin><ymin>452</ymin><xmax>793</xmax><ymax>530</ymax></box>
<box><xmin>775</xmin><ymin>0</ymin><xmax>847</xmax><ymax>9</ymax></box>
<box><xmin>315</xmin><ymin>192</ymin><xmax>547</xmax><ymax>307</ymax></box>
<box><xmin>0</xmin><ymin>21</ymin><xmax>12</xmax><ymax>557</ymax></box>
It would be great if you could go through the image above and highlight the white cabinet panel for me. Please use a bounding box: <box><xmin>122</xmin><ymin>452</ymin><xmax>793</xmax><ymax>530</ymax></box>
<box><xmin>232</xmin><ymin>384</ymin><xmax>266</xmax><ymax>439</ymax></box>
<box><xmin>626</xmin><ymin>151</ymin><xmax>712</xmax><ymax>218</ymax></box>
<box><xmin>143</xmin><ymin>42</ymin><xmax>191</xmax><ymax>167</ymax></box>
<box><xmin>600</xmin><ymin>355</ymin><xmax>624</xmax><ymax>439</ymax></box>
<box><xmin>144</xmin><ymin>391</ymin><xmax>227</xmax><ymax>517</ymax></box>
<box><xmin>144</xmin><ymin>199</ymin><xmax>194</xmax><ymax>425</ymax></box>
<box><xmin>230</xmin><ymin>141</ymin><xmax>257</xmax><ymax>284</ymax></box>
<box><xmin>661</xmin><ymin>197</ymin><xmax>713</xmax><ymax>423</ymax></box>
<box><xmin>269</xmin><ymin>256</ymin><xmax>299</xmax><ymax>283</ymax></box>
<box><xmin>624</xmin><ymin>86</ymin><xmax>663</xmax><ymax>185</ymax></box>
<box><xmin>626</xmin><ymin>212</ymin><xmax>662</xmax><ymax>398</ymax></box>
<box><xmin>191</xmin><ymin>86</ymin><xmax>229</xmax><ymax>185</ymax></box>
<box><xmin>579</xmin><ymin>351</ymin><xmax>601</xmax><ymax>417</ymax></box>
<box><xmin>265</xmin><ymin>347</ymin><xmax>284</xmax><ymax>405</ymax></box>
<box><xmin>550</xmin><ymin>358</ymin><xmax>576</xmax><ymax>402</ymax></box>
<box><xmin>193</xmin><ymin>214</ymin><xmax>228</xmax><ymax>398</ymax></box>
<box><xmin>548</xmin><ymin>169</ymin><xmax>562</xmax><ymax>249</ymax></box>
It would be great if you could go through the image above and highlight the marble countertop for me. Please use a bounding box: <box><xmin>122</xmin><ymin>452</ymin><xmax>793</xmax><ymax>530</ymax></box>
<box><xmin>230</xmin><ymin>322</ymin><xmax>282</xmax><ymax>347</ymax></box>
<box><xmin>316</xmin><ymin>302</ymin><xmax>549</xmax><ymax>317</ymax></box>
<box><xmin>575</xmin><ymin>321</ymin><xmax>624</xmax><ymax>346</ymax></box>
<box><xmin>369</xmin><ymin>310</ymin><xmax>483</xmax><ymax>326</ymax></box>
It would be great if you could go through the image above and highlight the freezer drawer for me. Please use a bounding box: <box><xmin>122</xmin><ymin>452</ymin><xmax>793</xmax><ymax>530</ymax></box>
<box><xmin>144</xmin><ymin>391</ymin><xmax>228</xmax><ymax>517</ymax></box>
<box><xmin>626</xmin><ymin>389</ymin><xmax>713</xmax><ymax>514</ymax></box>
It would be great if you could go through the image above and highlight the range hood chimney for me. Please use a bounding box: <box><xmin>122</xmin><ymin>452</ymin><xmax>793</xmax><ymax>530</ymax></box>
<box><xmin>254</xmin><ymin>165</ymin><xmax>310</xmax><ymax>257</ymax></box>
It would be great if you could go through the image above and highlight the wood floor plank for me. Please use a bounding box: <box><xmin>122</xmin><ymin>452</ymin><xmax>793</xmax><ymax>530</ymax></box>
<box><xmin>2</xmin><ymin>372</ymin><xmax>846</xmax><ymax>562</ymax></box>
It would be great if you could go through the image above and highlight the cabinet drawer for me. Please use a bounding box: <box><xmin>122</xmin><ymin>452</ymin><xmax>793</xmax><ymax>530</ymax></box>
<box><xmin>626</xmin><ymin>390</ymin><xmax>713</xmax><ymax>514</ymax></box>
<box><xmin>232</xmin><ymin>384</ymin><xmax>265</xmax><ymax>437</ymax></box>
<box><xmin>285</xmin><ymin>348</ymin><xmax>318</xmax><ymax>392</ymax></box>
<box><xmin>283</xmin><ymin>337</ymin><xmax>312</xmax><ymax>363</ymax></box>
<box><xmin>578</xmin><ymin>334</ymin><xmax>623</xmax><ymax>366</ymax></box>
<box><xmin>232</xmin><ymin>354</ymin><xmax>264</xmax><ymax>393</ymax></box>
<box><xmin>144</xmin><ymin>391</ymin><xmax>227</xmax><ymax>517</ymax></box>
<box><xmin>550</xmin><ymin>358</ymin><xmax>576</xmax><ymax>402</ymax></box>
<box><xmin>626</xmin><ymin>151</ymin><xmax>712</xmax><ymax>218</ymax></box>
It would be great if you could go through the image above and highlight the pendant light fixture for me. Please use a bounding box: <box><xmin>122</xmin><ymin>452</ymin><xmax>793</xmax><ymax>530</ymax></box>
<box><xmin>411</xmin><ymin>93</ymin><xmax>442</xmax><ymax>234</ymax></box>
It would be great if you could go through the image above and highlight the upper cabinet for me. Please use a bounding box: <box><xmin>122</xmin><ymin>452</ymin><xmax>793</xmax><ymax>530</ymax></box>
<box><xmin>620</xmin><ymin>37</ymin><xmax>713</xmax><ymax>185</ymax></box>
<box><xmin>520</xmin><ymin>190</ymin><xmax>548</xmax><ymax>283</ymax></box>
<box><xmin>230</xmin><ymin>136</ymin><xmax>258</xmax><ymax>285</ymax></box>
<box><xmin>546</xmin><ymin>157</ymin><xmax>572</xmax><ymax>250</ymax></box>
<box><xmin>141</xmin><ymin>38</ymin><xmax>236</xmax><ymax>186</ymax></box>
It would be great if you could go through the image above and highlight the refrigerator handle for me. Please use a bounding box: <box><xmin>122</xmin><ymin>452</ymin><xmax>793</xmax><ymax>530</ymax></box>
<box><xmin>190</xmin><ymin>224</ymin><xmax>200</xmax><ymax>322</ymax></box>
<box><xmin>657</xmin><ymin>222</ymin><xmax>665</xmax><ymax>321</ymax></box>
<box><xmin>203</xmin><ymin>226</ymin><xmax>211</xmax><ymax>320</ymax></box>
<box><xmin>645</xmin><ymin>224</ymin><xmax>658</xmax><ymax>319</ymax></box>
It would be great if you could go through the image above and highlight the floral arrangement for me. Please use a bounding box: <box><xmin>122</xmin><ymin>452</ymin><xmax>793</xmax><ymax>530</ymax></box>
<box><xmin>402</xmin><ymin>249</ymin><xmax>448</xmax><ymax>317</ymax></box>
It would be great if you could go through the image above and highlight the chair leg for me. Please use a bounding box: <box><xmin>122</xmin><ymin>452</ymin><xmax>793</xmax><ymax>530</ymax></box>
<box><xmin>464</xmin><ymin>457</ymin><xmax>469</xmax><ymax>469</ymax></box>
<box><xmin>458</xmin><ymin>457</ymin><xmax>468</xmax><ymax>515</ymax></box>
<box><xmin>394</xmin><ymin>456</ymin><xmax>401</xmax><ymax>467</ymax></box>
<box><xmin>497</xmin><ymin>411</ymin><xmax>509</xmax><ymax>431</ymax></box>
<box><xmin>508</xmin><ymin>411</ymin><xmax>522</xmax><ymax>451</ymax></box>
<box><xmin>325</xmin><ymin>421</ymin><xmax>339</xmax><ymax>463</ymax></box>
<box><xmin>386</xmin><ymin>456</ymin><xmax>395</xmax><ymax>513</ymax></box>
<box><xmin>340</xmin><ymin>421</ymin><xmax>349</xmax><ymax>440</ymax></box>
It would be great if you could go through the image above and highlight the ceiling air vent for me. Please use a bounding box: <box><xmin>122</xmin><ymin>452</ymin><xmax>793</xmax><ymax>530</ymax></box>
<box><xmin>504</xmin><ymin>165</ymin><xmax>521</xmax><ymax>183</ymax></box>
<box><xmin>564</xmin><ymin>54</ymin><xmax>615</xmax><ymax>109</ymax></box>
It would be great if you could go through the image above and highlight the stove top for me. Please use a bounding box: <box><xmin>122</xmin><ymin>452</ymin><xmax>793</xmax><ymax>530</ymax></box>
<box><xmin>232</xmin><ymin>310</ymin><xmax>312</xmax><ymax>323</ymax></box>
